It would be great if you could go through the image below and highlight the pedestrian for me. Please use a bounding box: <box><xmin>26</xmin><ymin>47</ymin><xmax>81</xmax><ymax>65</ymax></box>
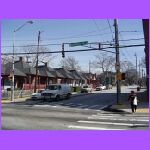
<box><xmin>128</xmin><ymin>91</ymin><xmax>138</xmax><ymax>113</ymax></box>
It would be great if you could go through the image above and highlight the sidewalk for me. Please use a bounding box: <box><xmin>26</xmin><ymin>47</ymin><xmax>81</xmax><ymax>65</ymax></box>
<box><xmin>1</xmin><ymin>96</ymin><xmax>31</xmax><ymax>104</ymax></box>
<box><xmin>109</xmin><ymin>101</ymin><xmax>149</xmax><ymax>113</ymax></box>
<box><xmin>1</xmin><ymin>92</ymin><xmax>89</xmax><ymax>104</ymax></box>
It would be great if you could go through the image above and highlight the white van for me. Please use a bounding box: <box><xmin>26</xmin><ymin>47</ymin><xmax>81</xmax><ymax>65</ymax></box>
<box><xmin>41</xmin><ymin>84</ymin><xmax>72</xmax><ymax>101</ymax></box>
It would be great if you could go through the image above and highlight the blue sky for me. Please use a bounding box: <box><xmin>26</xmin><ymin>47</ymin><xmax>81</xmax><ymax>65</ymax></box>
<box><xmin>1</xmin><ymin>19</ymin><xmax>145</xmax><ymax>73</ymax></box>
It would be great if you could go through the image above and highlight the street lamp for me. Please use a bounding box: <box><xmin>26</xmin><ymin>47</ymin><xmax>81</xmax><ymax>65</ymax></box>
<box><xmin>11</xmin><ymin>20</ymin><xmax>33</xmax><ymax>101</ymax></box>
<box><xmin>135</xmin><ymin>53</ymin><xmax>138</xmax><ymax>85</ymax></box>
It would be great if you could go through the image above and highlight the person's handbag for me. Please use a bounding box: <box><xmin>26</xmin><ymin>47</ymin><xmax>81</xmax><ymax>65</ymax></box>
<box><xmin>133</xmin><ymin>96</ymin><xmax>138</xmax><ymax>105</ymax></box>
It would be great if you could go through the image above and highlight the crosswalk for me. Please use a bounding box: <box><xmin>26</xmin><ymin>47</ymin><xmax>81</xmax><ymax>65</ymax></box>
<box><xmin>68</xmin><ymin>112</ymin><xmax>149</xmax><ymax>130</ymax></box>
<box><xmin>33</xmin><ymin>102</ymin><xmax>109</xmax><ymax>110</ymax></box>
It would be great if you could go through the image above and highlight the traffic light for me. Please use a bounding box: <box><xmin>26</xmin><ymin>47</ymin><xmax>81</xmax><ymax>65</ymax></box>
<box><xmin>116</xmin><ymin>72</ymin><xmax>122</xmax><ymax>80</ymax></box>
<box><xmin>121</xmin><ymin>73</ymin><xmax>126</xmax><ymax>80</ymax></box>
<box><xmin>62</xmin><ymin>43</ymin><xmax>65</xmax><ymax>58</ymax></box>
<box><xmin>98</xmin><ymin>43</ymin><xmax>101</xmax><ymax>49</ymax></box>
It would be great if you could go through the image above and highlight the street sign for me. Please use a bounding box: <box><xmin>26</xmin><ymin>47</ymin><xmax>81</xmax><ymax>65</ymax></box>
<box><xmin>116</xmin><ymin>72</ymin><xmax>122</xmax><ymax>80</ymax></box>
<box><xmin>115</xmin><ymin>62</ymin><xmax>120</xmax><ymax>70</ymax></box>
<box><xmin>69</xmin><ymin>41</ymin><xmax>88</xmax><ymax>47</ymax></box>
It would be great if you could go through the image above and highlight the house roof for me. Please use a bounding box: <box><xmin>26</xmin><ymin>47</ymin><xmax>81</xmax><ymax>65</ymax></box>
<box><xmin>14</xmin><ymin>61</ymin><xmax>36</xmax><ymax>75</ymax></box>
<box><xmin>54</xmin><ymin>68</ymin><xmax>74</xmax><ymax>79</ymax></box>
<box><xmin>47</xmin><ymin>67</ymin><xmax>65</xmax><ymax>78</ymax></box>
<box><xmin>69</xmin><ymin>70</ymin><xmax>80</xmax><ymax>80</ymax></box>
<box><xmin>38</xmin><ymin>66</ymin><xmax>56</xmax><ymax>78</ymax></box>
<box><xmin>81</xmin><ymin>73</ymin><xmax>91</xmax><ymax>80</ymax></box>
<box><xmin>69</xmin><ymin>70</ymin><xmax>86</xmax><ymax>80</ymax></box>
<box><xmin>2</xmin><ymin>63</ymin><xmax>26</xmax><ymax>77</ymax></box>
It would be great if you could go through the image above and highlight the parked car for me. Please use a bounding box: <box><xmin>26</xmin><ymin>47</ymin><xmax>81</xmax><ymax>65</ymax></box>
<box><xmin>31</xmin><ymin>89</ymin><xmax>44</xmax><ymax>100</ymax></box>
<box><xmin>41</xmin><ymin>84</ymin><xmax>72</xmax><ymax>101</ymax></box>
<box><xmin>96</xmin><ymin>84</ymin><xmax>106</xmax><ymax>91</ymax></box>
<box><xmin>106</xmin><ymin>84</ymin><xmax>113</xmax><ymax>89</ymax></box>
<box><xmin>81</xmin><ymin>85</ymin><xmax>92</xmax><ymax>93</ymax></box>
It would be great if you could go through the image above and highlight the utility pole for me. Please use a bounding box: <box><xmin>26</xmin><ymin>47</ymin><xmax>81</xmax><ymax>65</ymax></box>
<box><xmin>135</xmin><ymin>53</ymin><xmax>138</xmax><ymax>85</ymax></box>
<box><xmin>139</xmin><ymin>59</ymin><xmax>141</xmax><ymax>78</ymax></box>
<box><xmin>142</xmin><ymin>68</ymin><xmax>144</xmax><ymax>78</ymax></box>
<box><xmin>11</xmin><ymin>20</ymin><xmax>33</xmax><ymax>101</ymax></box>
<box><xmin>34</xmin><ymin>31</ymin><xmax>41</xmax><ymax>93</ymax></box>
<box><xmin>89</xmin><ymin>60</ymin><xmax>91</xmax><ymax>73</ymax></box>
<box><xmin>114</xmin><ymin>19</ymin><xmax>121</xmax><ymax>104</ymax></box>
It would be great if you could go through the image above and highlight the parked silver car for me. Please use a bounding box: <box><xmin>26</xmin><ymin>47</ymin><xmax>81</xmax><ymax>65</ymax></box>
<box><xmin>41</xmin><ymin>84</ymin><xmax>72</xmax><ymax>101</ymax></box>
<box><xmin>106</xmin><ymin>84</ymin><xmax>113</xmax><ymax>89</ymax></box>
<box><xmin>81</xmin><ymin>85</ymin><xmax>92</xmax><ymax>93</ymax></box>
<box><xmin>96</xmin><ymin>84</ymin><xmax>106</xmax><ymax>91</ymax></box>
<box><xmin>31</xmin><ymin>89</ymin><xmax>44</xmax><ymax>100</ymax></box>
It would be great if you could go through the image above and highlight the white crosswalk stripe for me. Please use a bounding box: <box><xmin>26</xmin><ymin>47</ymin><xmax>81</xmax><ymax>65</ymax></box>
<box><xmin>68</xmin><ymin>125</ymin><xmax>125</xmax><ymax>130</ymax></box>
<box><xmin>68</xmin><ymin>112</ymin><xmax>149</xmax><ymax>130</ymax></box>
<box><xmin>88</xmin><ymin>116</ymin><xmax>149</xmax><ymax>122</ymax></box>
<box><xmin>77</xmin><ymin>120</ymin><xmax>147</xmax><ymax>126</ymax></box>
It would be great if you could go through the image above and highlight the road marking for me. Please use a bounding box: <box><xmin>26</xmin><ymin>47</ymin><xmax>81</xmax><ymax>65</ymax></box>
<box><xmin>87</xmin><ymin>105</ymin><xmax>100</xmax><ymax>109</ymax></box>
<box><xmin>68</xmin><ymin>125</ymin><xmax>124</xmax><ymax>130</ymax></box>
<box><xmin>77</xmin><ymin>105</ymin><xmax>89</xmax><ymax>108</ymax></box>
<box><xmin>52</xmin><ymin>106</ymin><xmax>57</xmax><ymax>107</ymax></box>
<box><xmin>77</xmin><ymin>120</ymin><xmax>148</xmax><ymax>126</ymax></box>
<box><xmin>93</xmin><ymin>114</ymin><xmax>149</xmax><ymax>117</ymax></box>
<box><xmin>88</xmin><ymin>117</ymin><xmax>149</xmax><ymax>122</ymax></box>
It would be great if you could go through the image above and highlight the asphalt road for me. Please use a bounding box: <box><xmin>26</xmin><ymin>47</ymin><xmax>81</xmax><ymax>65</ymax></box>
<box><xmin>2</xmin><ymin>86</ymin><xmax>149</xmax><ymax>130</ymax></box>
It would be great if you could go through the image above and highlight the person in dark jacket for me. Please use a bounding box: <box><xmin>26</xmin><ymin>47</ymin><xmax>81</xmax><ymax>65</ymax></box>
<box><xmin>128</xmin><ymin>91</ymin><xmax>138</xmax><ymax>113</ymax></box>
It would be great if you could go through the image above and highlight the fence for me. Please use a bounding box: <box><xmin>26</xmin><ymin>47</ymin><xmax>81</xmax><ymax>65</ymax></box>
<box><xmin>2</xmin><ymin>89</ymin><xmax>33</xmax><ymax>100</ymax></box>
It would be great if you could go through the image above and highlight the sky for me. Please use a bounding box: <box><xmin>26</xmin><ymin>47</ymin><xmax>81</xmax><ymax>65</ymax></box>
<box><xmin>1</xmin><ymin>19</ymin><xmax>145</xmax><ymax>73</ymax></box>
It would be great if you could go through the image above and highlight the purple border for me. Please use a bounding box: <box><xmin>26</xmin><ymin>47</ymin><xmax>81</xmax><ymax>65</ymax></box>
<box><xmin>0</xmin><ymin>0</ymin><xmax>150</xmax><ymax>150</ymax></box>
<box><xmin>0</xmin><ymin>19</ymin><xmax>1</xmax><ymax>128</ymax></box>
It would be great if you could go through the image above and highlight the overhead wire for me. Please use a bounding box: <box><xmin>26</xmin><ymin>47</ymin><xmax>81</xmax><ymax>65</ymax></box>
<box><xmin>107</xmin><ymin>19</ymin><xmax>114</xmax><ymax>42</ymax></box>
<box><xmin>2</xmin><ymin>27</ymin><xmax>110</xmax><ymax>42</ymax></box>
<box><xmin>2</xmin><ymin>44</ymin><xmax>145</xmax><ymax>56</ymax></box>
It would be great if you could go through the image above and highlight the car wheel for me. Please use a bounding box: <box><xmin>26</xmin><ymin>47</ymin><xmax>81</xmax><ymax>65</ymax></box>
<box><xmin>55</xmin><ymin>95</ymin><xmax>60</xmax><ymax>101</ymax></box>
<box><xmin>66</xmin><ymin>93</ymin><xmax>71</xmax><ymax>99</ymax></box>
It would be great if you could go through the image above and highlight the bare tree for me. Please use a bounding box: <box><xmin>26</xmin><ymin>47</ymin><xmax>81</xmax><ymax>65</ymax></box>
<box><xmin>22</xmin><ymin>46</ymin><xmax>56</xmax><ymax>67</ymax></box>
<box><xmin>120</xmin><ymin>60</ymin><xmax>134</xmax><ymax>72</ymax></box>
<box><xmin>2</xmin><ymin>55</ymin><xmax>13</xmax><ymax>65</ymax></box>
<box><xmin>60</xmin><ymin>56</ymin><xmax>81</xmax><ymax>71</ymax></box>
<box><xmin>140</xmin><ymin>57</ymin><xmax>146</xmax><ymax>68</ymax></box>
<box><xmin>92</xmin><ymin>52</ymin><xmax>115</xmax><ymax>73</ymax></box>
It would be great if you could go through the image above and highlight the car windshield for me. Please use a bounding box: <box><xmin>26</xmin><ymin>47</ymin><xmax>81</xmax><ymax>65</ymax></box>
<box><xmin>46</xmin><ymin>85</ymin><xmax>59</xmax><ymax>90</ymax></box>
<box><xmin>38</xmin><ymin>90</ymin><xmax>43</xmax><ymax>93</ymax></box>
<box><xmin>83</xmin><ymin>86</ymin><xmax>88</xmax><ymax>88</ymax></box>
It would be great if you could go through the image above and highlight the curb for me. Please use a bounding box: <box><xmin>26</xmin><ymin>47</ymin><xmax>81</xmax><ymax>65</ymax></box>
<box><xmin>2</xmin><ymin>93</ymin><xmax>89</xmax><ymax>104</ymax></box>
<box><xmin>1</xmin><ymin>97</ymin><xmax>30</xmax><ymax>104</ymax></box>
<box><xmin>102</xmin><ymin>102</ymin><xmax>149</xmax><ymax>113</ymax></box>
<box><xmin>101</xmin><ymin>100</ymin><xmax>116</xmax><ymax>110</ymax></box>
<box><xmin>72</xmin><ymin>93</ymin><xmax>90</xmax><ymax>98</ymax></box>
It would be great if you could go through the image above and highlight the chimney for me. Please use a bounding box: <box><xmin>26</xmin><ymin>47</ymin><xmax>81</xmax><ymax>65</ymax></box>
<box><xmin>19</xmin><ymin>57</ymin><xmax>24</xmax><ymax>62</ymax></box>
<box><xmin>45</xmin><ymin>62</ymin><xmax>47</xmax><ymax>67</ymax></box>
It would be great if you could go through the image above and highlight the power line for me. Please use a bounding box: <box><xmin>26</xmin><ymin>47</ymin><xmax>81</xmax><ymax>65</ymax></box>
<box><xmin>119</xmin><ymin>30</ymin><xmax>142</xmax><ymax>33</ymax></box>
<box><xmin>119</xmin><ymin>32</ymin><xmax>131</xmax><ymax>62</ymax></box>
<box><xmin>1</xmin><ymin>42</ymin><xmax>113</xmax><ymax>48</ymax></box>
<box><xmin>107</xmin><ymin>19</ymin><xmax>114</xmax><ymax>42</ymax></box>
<box><xmin>2</xmin><ymin>44</ymin><xmax>145</xmax><ymax>56</ymax></box>
<box><xmin>119</xmin><ymin>38</ymin><xmax>144</xmax><ymax>42</ymax></box>
<box><xmin>2</xmin><ymin>38</ymin><xmax>144</xmax><ymax>48</ymax></box>
<box><xmin>2</xmin><ymin>28</ymin><xmax>111</xmax><ymax>42</ymax></box>
<box><xmin>1</xmin><ymin>43</ymin><xmax>62</xmax><ymax>48</ymax></box>
<box><xmin>92</xmin><ymin>19</ymin><xmax>108</xmax><ymax>42</ymax></box>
